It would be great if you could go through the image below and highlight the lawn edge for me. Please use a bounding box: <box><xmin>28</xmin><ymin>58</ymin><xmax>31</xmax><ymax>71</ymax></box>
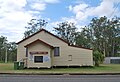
<box><xmin>0</xmin><ymin>72</ymin><xmax>120</xmax><ymax>75</ymax></box>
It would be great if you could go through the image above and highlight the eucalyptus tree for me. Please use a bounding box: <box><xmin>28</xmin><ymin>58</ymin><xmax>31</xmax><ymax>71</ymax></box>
<box><xmin>24</xmin><ymin>19</ymin><xmax>48</xmax><ymax>38</ymax></box>
<box><xmin>0</xmin><ymin>36</ymin><xmax>17</xmax><ymax>62</ymax></box>
<box><xmin>54</xmin><ymin>21</ymin><xmax>78</xmax><ymax>45</ymax></box>
<box><xmin>7</xmin><ymin>42</ymin><xmax>17</xmax><ymax>61</ymax></box>
<box><xmin>0</xmin><ymin>36</ymin><xmax>7</xmax><ymax>62</ymax></box>
<box><xmin>80</xmin><ymin>16</ymin><xmax>120</xmax><ymax>57</ymax></box>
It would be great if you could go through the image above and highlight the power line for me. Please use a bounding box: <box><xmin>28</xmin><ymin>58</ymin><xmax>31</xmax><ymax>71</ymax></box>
<box><xmin>109</xmin><ymin>2</ymin><xmax>120</xmax><ymax>18</ymax></box>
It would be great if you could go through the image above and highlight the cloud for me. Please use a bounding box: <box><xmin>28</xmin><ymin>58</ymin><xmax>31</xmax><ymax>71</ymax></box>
<box><xmin>61</xmin><ymin>17</ymin><xmax>77</xmax><ymax>24</ymax></box>
<box><xmin>0</xmin><ymin>0</ymin><xmax>32</xmax><ymax>41</ymax></box>
<box><xmin>54</xmin><ymin>0</ymin><xmax>119</xmax><ymax>32</ymax></box>
<box><xmin>0</xmin><ymin>0</ymin><xmax>60</xmax><ymax>42</ymax></box>
<box><xmin>44</xmin><ymin>0</ymin><xmax>60</xmax><ymax>3</ymax></box>
<box><xmin>0</xmin><ymin>0</ymin><xmax>34</xmax><ymax>42</ymax></box>
<box><xmin>31</xmin><ymin>3</ymin><xmax>46</xmax><ymax>11</ymax></box>
<box><xmin>30</xmin><ymin>0</ymin><xmax>59</xmax><ymax>11</ymax></box>
<box><xmin>69</xmin><ymin>4</ymin><xmax>89</xmax><ymax>14</ymax></box>
<box><xmin>90</xmin><ymin>0</ymin><xmax>114</xmax><ymax>17</ymax></box>
<box><xmin>69</xmin><ymin>0</ymin><xmax>120</xmax><ymax>21</ymax></box>
<box><xmin>69</xmin><ymin>3</ymin><xmax>89</xmax><ymax>21</ymax></box>
<box><xmin>0</xmin><ymin>0</ymin><xmax>27</xmax><ymax>14</ymax></box>
<box><xmin>64</xmin><ymin>0</ymin><xmax>120</xmax><ymax>31</ymax></box>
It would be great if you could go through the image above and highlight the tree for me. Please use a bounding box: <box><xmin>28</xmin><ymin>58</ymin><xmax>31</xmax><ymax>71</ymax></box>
<box><xmin>93</xmin><ymin>50</ymin><xmax>104</xmax><ymax>66</ymax></box>
<box><xmin>0</xmin><ymin>36</ymin><xmax>7</xmax><ymax>62</ymax></box>
<box><xmin>75</xmin><ymin>26</ymin><xmax>93</xmax><ymax>48</ymax></box>
<box><xmin>54</xmin><ymin>21</ymin><xmax>78</xmax><ymax>44</ymax></box>
<box><xmin>93</xmin><ymin>16</ymin><xmax>120</xmax><ymax>57</ymax></box>
<box><xmin>7</xmin><ymin>42</ymin><xmax>17</xmax><ymax>62</ymax></box>
<box><xmin>24</xmin><ymin>19</ymin><xmax>48</xmax><ymax>38</ymax></box>
<box><xmin>79</xmin><ymin>16</ymin><xmax>120</xmax><ymax>57</ymax></box>
<box><xmin>0</xmin><ymin>36</ymin><xmax>17</xmax><ymax>62</ymax></box>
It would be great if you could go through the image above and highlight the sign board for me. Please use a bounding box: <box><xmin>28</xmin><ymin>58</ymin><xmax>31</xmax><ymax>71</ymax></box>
<box><xmin>29</xmin><ymin>54</ymin><xmax>33</xmax><ymax>61</ymax></box>
<box><xmin>29</xmin><ymin>51</ymin><xmax>48</xmax><ymax>55</ymax></box>
<box><xmin>43</xmin><ymin>56</ymin><xmax>50</xmax><ymax>62</ymax></box>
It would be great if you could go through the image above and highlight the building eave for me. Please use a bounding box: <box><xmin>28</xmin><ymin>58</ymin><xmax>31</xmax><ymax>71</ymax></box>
<box><xmin>16</xmin><ymin>29</ymin><xmax>68</xmax><ymax>45</ymax></box>
<box><xmin>69</xmin><ymin>45</ymin><xmax>93</xmax><ymax>50</ymax></box>
<box><xmin>24</xmin><ymin>39</ymin><xmax>54</xmax><ymax>49</ymax></box>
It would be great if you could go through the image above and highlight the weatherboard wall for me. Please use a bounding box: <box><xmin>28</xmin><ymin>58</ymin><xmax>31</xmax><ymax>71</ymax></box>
<box><xmin>17</xmin><ymin>30</ymin><xmax>68</xmax><ymax>62</ymax></box>
<box><xmin>17</xmin><ymin>29</ymin><xmax>93</xmax><ymax>68</ymax></box>
<box><xmin>27</xmin><ymin>42</ymin><xmax>51</xmax><ymax>68</ymax></box>
<box><xmin>52</xmin><ymin>46</ymin><xmax>93</xmax><ymax>66</ymax></box>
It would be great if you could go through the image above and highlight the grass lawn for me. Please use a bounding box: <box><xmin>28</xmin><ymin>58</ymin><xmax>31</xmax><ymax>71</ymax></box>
<box><xmin>0</xmin><ymin>63</ymin><xmax>14</xmax><ymax>70</ymax></box>
<box><xmin>0</xmin><ymin>63</ymin><xmax>120</xmax><ymax>74</ymax></box>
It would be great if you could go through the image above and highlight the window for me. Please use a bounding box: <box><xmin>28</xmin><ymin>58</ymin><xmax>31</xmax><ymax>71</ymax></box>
<box><xmin>54</xmin><ymin>47</ymin><xmax>60</xmax><ymax>56</ymax></box>
<box><xmin>34</xmin><ymin>56</ymin><xmax>43</xmax><ymax>63</ymax></box>
<box><xmin>26</xmin><ymin>48</ymin><xmax>28</xmax><ymax>57</ymax></box>
<box><xmin>68</xmin><ymin>55</ymin><xmax>72</xmax><ymax>61</ymax></box>
<box><xmin>111</xmin><ymin>59</ymin><xmax>120</xmax><ymax>64</ymax></box>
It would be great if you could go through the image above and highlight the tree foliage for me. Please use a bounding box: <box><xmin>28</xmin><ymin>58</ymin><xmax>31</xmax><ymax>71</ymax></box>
<box><xmin>77</xmin><ymin>16</ymin><xmax>120</xmax><ymax>57</ymax></box>
<box><xmin>24</xmin><ymin>19</ymin><xmax>48</xmax><ymax>38</ymax></box>
<box><xmin>93</xmin><ymin>50</ymin><xmax>104</xmax><ymax>66</ymax></box>
<box><xmin>0</xmin><ymin>36</ymin><xmax>17</xmax><ymax>62</ymax></box>
<box><xmin>75</xmin><ymin>26</ymin><xmax>92</xmax><ymax>48</ymax></box>
<box><xmin>0</xmin><ymin>36</ymin><xmax>7</xmax><ymax>62</ymax></box>
<box><xmin>54</xmin><ymin>21</ymin><xmax>78</xmax><ymax>44</ymax></box>
<box><xmin>7</xmin><ymin>42</ymin><xmax>17</xmax><ymax>62</ymax></box>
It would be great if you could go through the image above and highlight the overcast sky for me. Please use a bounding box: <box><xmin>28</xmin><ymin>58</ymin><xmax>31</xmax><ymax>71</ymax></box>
<box><xmin>0</xmin><ymin>0</ymin><xmax>120</xmax><ymax>42</ymax></box>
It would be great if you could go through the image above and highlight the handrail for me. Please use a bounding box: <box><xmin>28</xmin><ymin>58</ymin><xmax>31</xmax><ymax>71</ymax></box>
<box><xmin>18</xmin><ymin>58</ymin><xmax>27</xmax><ymax>67</ymax></box>
<box><xmin>18</xmin><ymin>58</ymin><xmax>27</xmax><ymax>62</ymax></box>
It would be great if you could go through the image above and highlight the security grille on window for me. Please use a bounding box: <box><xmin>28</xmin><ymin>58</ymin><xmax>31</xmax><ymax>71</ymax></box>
<box><xmin>54</xmin><ymin>47</ymin><xmax>60</xmax><ymax>56</ymax></box>
<box><xmin>34</xmin><ymin>56</ymin><xmax>43</xmax><ymax>63</ymax></box>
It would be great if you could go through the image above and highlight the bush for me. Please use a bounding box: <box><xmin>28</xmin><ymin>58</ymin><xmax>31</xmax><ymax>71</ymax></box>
<box><xmin>93</xmin><ymin>50</ymin><xmax>104</xmax><ymax>66</ymax></box>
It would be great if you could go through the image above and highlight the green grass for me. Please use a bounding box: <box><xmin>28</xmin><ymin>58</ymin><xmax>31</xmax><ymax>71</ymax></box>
<box><xmin>0</xmin><ymin>63</ymin><xmax>14</xmax><ymax>73</ymax></box>
<box><xmin>0</xmin><ymin>63</ymin><xmax>14</xmax><ymax>70</ymax></box>
<box><xmin>0</xmin><ymin>63</ymin><xmax>120</xmax><ymax>74</ymax></box>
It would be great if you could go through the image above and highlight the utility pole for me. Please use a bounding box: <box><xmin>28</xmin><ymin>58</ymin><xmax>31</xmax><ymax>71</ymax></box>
<box><xmin>5</xmin><ymin>43</ymin><xmax>7</xmax><ymax>63</ymax></box>
<box><xmin>104</xmin><ymin>42</ymin><xmax>106</xmax><ymax>57</ymax></box>
<box><xmin>5</xmin><ymin>45</ymin><xmax>7</xmax><ymax>63</ymax></box>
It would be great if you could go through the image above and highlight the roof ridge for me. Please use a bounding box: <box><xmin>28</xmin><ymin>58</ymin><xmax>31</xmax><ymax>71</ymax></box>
<box><xmin>16</xmin><ymin>28</ymin><xmax>68</xmax><ymax>44</ymax></box>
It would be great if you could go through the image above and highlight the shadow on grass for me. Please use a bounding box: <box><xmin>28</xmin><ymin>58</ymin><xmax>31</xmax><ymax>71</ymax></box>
<box><xmin>24</xmin><ymin>66</ymin><xmax>95</xmax><ymax>71</ymax></box>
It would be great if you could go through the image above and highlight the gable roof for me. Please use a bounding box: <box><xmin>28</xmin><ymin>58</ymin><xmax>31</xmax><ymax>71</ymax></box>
<box><xmin>16</xmin><ymin>29</ymin><xmax>68</xmax><ymax>44</ymax></box>
<box><xmin>24</xmin><ymin>39</ymin><xmax>54</xmax><ymax>48</ymax></box>
<box><xmin>17</xmin><ymin>29</ymin><xmax>92</xmax><ymax>50</ymax></box>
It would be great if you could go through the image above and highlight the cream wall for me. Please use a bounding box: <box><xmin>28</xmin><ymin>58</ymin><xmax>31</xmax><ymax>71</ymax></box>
<box><xmin>27</xmin><ymin>42</ymin><xmax>51</xmax><ymax>68</ymax></box>
<box><xmin>17</xmin><ymin>31</ymin><xmax>67</xmax><ymax>61</ymax></box>
<box><xmin>52</xmin><ymin>46</ymin><xmax>93</xmax><ymax>66</ymax></box>
<box><xmin>17</xmin><ymin>30</ymin><xmax>93</xmax><ymax>68</ymax></box>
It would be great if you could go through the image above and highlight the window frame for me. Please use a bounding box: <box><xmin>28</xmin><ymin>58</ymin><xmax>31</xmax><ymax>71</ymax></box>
<box><xmin>34</xmin><ymin>56</ymin><xmax>43</xmax><ymax>63</ymax></box>
<box><xmin>54</xmin><ymin>47</ymin><xmax>60</xmax><ymax>57</ymax></box>
<box><xmin>25</xmin><ymin>48</ymin><xmax>28</xmax><ymax>57</ymax></box>
<box><xmin>68</xmin><ymin>55</ymin><xmax>72</xmax><ymax>61</ymax></box>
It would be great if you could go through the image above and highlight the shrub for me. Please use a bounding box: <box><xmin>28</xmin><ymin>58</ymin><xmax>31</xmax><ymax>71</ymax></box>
<box><xmin>93</xmin><ymin>50</ymin><xmax>104</xmax><ymax>66</ymax></box>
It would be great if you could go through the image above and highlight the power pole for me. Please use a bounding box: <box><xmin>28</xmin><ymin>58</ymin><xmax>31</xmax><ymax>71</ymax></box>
<box><xmin>5</xmin><ymin>43</ymin><xmax>7</xmax><ymax>63</ymax></box>
<box><xmin>104</xmin><ymin>42</ymin><xmax>106</xmax><ymax>57</ymax></box>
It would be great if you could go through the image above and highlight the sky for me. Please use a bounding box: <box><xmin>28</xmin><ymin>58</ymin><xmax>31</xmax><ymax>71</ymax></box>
<box><xmin>0</xmin><ymin>0</ymin><xmax>120</xmax><ymax>42</ymax></box>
